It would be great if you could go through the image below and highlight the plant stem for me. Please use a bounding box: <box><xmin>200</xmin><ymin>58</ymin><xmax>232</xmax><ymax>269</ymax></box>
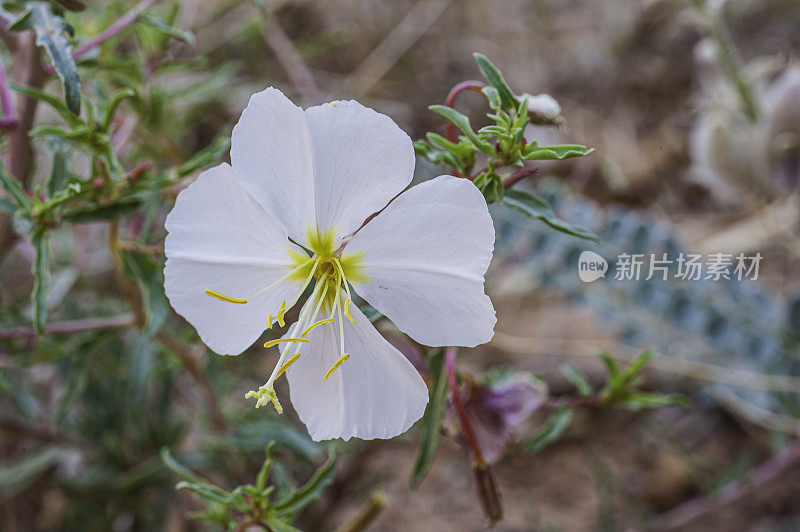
<box><xmin>7</xmin><ymin>31</ymin><xmax>44</xmax><ymax>184</ymax></box>
<box><xmin>335</xmin><ymin>491</ymin><xmax>387</xmax><ymax>532</ymax></box>
<box><xmin>502</xmin><ymin>166</ymin><xmax>538</xmax><ymax>189</ymax></box>
<box><xmin>444</xmin><ymin>346</ymin><xmax>503</xmax><ymax>523</ymax></box>
<box><xmin>0</xmin><ymin>313</ymin><xmax>136</xmax><ymax>340</ymax></box>
<box><xmin>444</xmin><ymin>80</ymin><xmax>486</xmax><ymax>144</ymax></box>
<box><xmin>43</xmin><ymin>0</ymin><xmax>158</xmax><ymax>74</ymax></box>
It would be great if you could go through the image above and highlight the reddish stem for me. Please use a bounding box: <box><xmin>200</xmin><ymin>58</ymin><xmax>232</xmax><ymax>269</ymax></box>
<box><xmin>502</xmin><ymin>166</ymin><xmax>539</xmax><ymax>189</ymax></box>
<box><xmin>43</xmin><ymin>0</ymin><xmax>158</xmax><ymax>75</ymax></box>
<box><xmin>444</xmin><ymin>346</ymin><xmax>484</xmax><ymax>466</ymax></box>
<box><xmin>444</xmin><ymin>80</ymin><xmax>486</xmax><ymax>143</ymax></box>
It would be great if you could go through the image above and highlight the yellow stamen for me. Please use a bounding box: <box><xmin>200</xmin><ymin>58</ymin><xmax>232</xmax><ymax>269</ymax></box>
<box><xmin>263</xmin><ymin>337</ymin><xmax>309</xmax><ymax>348</ymax></box>
<box><xmin>324</xmin><ymin>353</ymin><xmax>350</xmax><ymax>381</ymax></box>
<box><xmin>276</xmin><ymin>300</ymin><xmax>287</xmax><ymax>327</ymax></box>
<box><xmin>204</xmin><ymin>289</ymin><xmax>246</xmax><ymax>304</ymax></box>
<box><xmin>300</xmin><ymin>318</ymin><xmax>336</xmax><ymax>338</ymax></box>
<box><xmin>275</xmin><ymin>352</ymin><xmax>301</xmax><ymax>378</ymax></box>
<box><xmin>343</xmin><ymin>299</ymin><xmax>356</xmax><ymax>324</ymax></box>
<box><xmin>266</xmin><ymin>314</ymin><xmax>273</xmax><ymax>329</ymax></box>
<box><xmin>245</xmin><ymin>387</ymin><xmax>283</xmax><ymax>414</ymax></box>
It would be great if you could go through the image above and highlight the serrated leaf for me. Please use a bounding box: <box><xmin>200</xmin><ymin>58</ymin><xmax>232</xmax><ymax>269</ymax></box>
<box><xmin>29</xmin><ymin>2</ymin><xmax>81</xmax><ymax>115</ymax></box>
<box><xmin>31</xmin><ymin>228</ymin><xmax>51</xmax><ymax>334</ymax></box>
<box><xmin>561</xmin><ymin>364</ymin><xmax>593</xmax><ymax>398</ymax></box>
<box><xmin>429</xmin><ymin>105</ymin><xmax>495</xmax><ymax>155</ymax></box>
<box><xmin>503</xmin><ymin>188</ymin><xmax>600</xmax><ymax>243</ymax></box>
<box><xmin>273</xmin><ymin>454</ymin><xmax>336</xmax><ymax>516</ymax></box>
<box><xmin>524</xmin><ymin>407</ymin><xmax>573</xmax><ymax>453</ymax></box>
<box><xmin>523</xmin><ymin>144</ymin><xmax>595</xmax><ymax>160</ymax></box>
<box><xmin>410</xmin><ymin>349</ymin><xmax>448</xmax><ymax>488</ymax></box>
<box><xmin>473</xmin><ymin>52</ymin><xmax>520</xmax><ymax>110</ymax></box>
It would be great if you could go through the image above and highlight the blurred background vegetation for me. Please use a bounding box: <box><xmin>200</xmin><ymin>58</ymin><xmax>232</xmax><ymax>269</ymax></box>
<box><xmin>1</xmin><ymin>0</ymin><xmax>800</xmax><ymax>530</ymax></box>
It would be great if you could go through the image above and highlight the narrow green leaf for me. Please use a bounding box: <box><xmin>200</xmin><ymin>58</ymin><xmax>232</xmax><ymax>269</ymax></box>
<box><xmin>160</xmin><ymin>448</ymin><xmax>206</xmax><ymax>484</ymax></box>
<box><xmin>524</xmin><ymin>408</ymin><xmax>573</xmax><ymax>453</ymax></box>
<box><xmin>503</xmin><ymin>188</ymin><xmax>600</xmax><ymax>243</ymax></box>
<box><xmin>256</xmin><ymin>443</ymin><xmax>276</xmax><ymax>491</ymax></box>
<box><xmin>61</xmin><ymin>200</ymin><xmax>141</xmax><ymax>222</ymax></box>
<box><xmin>31</xmin><ymin>228</ymin><xmax>51</xmax><ymax>334</ymax></box>
<box><xmin>138</xmin><ymin>13</ymin><xmax>195</xmax><ymax>45</ymax></box>
<box><xmin>0</xmin><ymin>447</ymin><xmax>65</xmax><ymax>504</ymax></box>
<box><xmin>482</xmin><ymin>85</ymin><xmax>502</xmax><ymax>111</ymax></box>
<box><xmin>46</xmin><ymin>143</ymin><xmax>69</xmax><ymax>197</ymax></box>
<box><xmin>561</xmin><ymin>365</ymin><xmax>593</xmax><ymax>398</ymax></box>
<box><xmin>523</xmin><ymin>144</ymin><xmax>595</xmax><ymax>161</ymax></box>
<box><xmin>30</xmin><ymin>3</ymin><xmax>81</xmax><ymax>115</ymax></box>
<box><xmin>11</xmin><ymin>84</ymin><xmax>82</xmax><ymax>127</ymax></box>
<box><xmin>273</xmin><ymin>454</ymin><xmax>336</xmax><ymax>516</ymax></box>
<box><xmin>429</xmin><ymin>105</ymin><xmax>495</xmax><ymax>155</ymax></box>
<box><xmin>473</xmin><ymin>52</ymin><xmax>520</xmax><ymax>110</ymax></box>
<box><xmin>0</xmin><ymin>161</ymin><xmax>33</xmax><ymax>210</ymax></box>
<box><xmin>100</xmin><ymin>88</ymin><xmax>135</xmax><ymax>132</ymax></box>
<box><xmin>119</xmin><ymin>250</ymin><xmax>168</xmax><ymax>337</ymax></box>
<box><xmin>175</xmin><ymin>137</ymin><xmax>231</xmax><ymax>178</ymax></box>
<box><xmin>410</xmin><ymin>349</ymin><xmax>448</xmax><ymax>488</ymax></box>
<box><xmin>263</xmin><ymin>516</ymin><xmax>302</xmax><ymax>532</ymax></box>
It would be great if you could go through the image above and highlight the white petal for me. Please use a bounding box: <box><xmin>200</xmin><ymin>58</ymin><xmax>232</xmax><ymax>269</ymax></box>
<box><xmin>230</xmin><ymin>87</ymin><xmax>315</xmax><ymax>243</ymax></box>
<box><xmin>344</xmin><ymin>175</ymin><xmax>496</xmax><ymax>347</ymax></box>
<box><xmin>164</xmin><ymin>163</ymin><xmax>300</xmax><ymax>356</ymax></box>
<box><xmin>304</xmin><ymin>100</ymin><xmax>414</xmax><ymax>244</ymax></box>
<box><xmin>285</xmin><ymin>298</ymin><xmax>428</xmax><ymax>441</ymax></box>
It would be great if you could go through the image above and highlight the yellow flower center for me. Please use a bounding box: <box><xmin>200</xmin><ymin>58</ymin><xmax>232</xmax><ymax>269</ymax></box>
<box><xmin>204</xmin><ymin>227</ymin><xmax>366</xmax><ymax>414</ymax></box>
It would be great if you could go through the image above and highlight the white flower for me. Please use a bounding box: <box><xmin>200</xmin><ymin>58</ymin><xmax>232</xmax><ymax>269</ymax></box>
<box><xmin>520</xmin><ymin>92</ymin><xmax>561</xmax><ymax>121</ymax></box>
<box><xmin>163</xmin><ymin>88</ymin><xmax>496</xmax><ymax>441</ymax></box>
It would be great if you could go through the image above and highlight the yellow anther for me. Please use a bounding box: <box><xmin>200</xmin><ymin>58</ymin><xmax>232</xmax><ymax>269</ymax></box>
<box><xmin>276</xmin><ymin>300</ymin><xmax>287</xmax><ymax>327</ymax></box>
<box><xmin>266</xmin><ymin>314</ymin><xmax>273</xmax><ymax>329</ymax></box>
<box><xmin>245</xmin><ymin>387</ymin><xmax>283</xmax><ymax>414</ymax></box>
<box><xmin>263</xmin><ymin>337</ymin><xmax>309</xmax><ymax>349</ymax></box>
<box><xmin>300</xmin><ymin>318</ymin><xmax>336</xmax><ymax>338</ymax></box>
<box><xmin>343</xmin><ymin>299</ymin><xmax>356</xmax><ymax>324</ymax></box>
<box><xmin>204</xmin><ymin>289</ymin><xmax>247</xmax><ymax>304</ymax></box>
<box><xmin>275</xmin><ymin>352</ymin><xmax>301</xmax><ymax>378</ymax></box>
<box><xmin>324</xmin><ymin>353</ymin><xmax>350</xmax><ymax>381</ymax></box>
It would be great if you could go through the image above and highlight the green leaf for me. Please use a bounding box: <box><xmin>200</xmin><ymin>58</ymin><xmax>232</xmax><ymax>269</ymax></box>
<box><xmin>273</xmin><ymin>454</ymin><xmax>336</xmax><ymax>516</ymax></box>
<box><xmin>617</xmin><ymin>392</ymin><xmax>691</xmax><ymax>411</ymax></box>
<box><xmin>175</xmin><ymin>137</ymin><xmax>231</xmax><ymax>178</ymax></box>
<box><xmin>263</xmin><ymin>516</ymin><xmax>302</xmax><ymax>532</ymax></box>
<box><xmin>0</xmin><ymin>447</ymin><xmax>65</xmax><ymax>503</ymax></box>
<box><xmin>31</xmin><ymin>228</ymin><xmax>51</xmax><ymax>334</ymax></box>
<box><xmin>119</xmin><ymin>250</ymin><xmax>168</xmax><ymax>337</ymax></box>
<box><xmin>503</xmin><ymin>188</ymin><xmax>600</xmax><ymax>243</ymax></box>
<box><xmin>50</xmin><ymin>0</ymin><xmax>86</xmax><ymax>11</ymax></box>
<box><xmin>11</xmin><ymin>84</ymin><xmax>83</xmax><ymax>127</ymax></box>
<box><xmin>473</xmin><ymin>52</ymin><xmax>520</xmax><ymax>110</ymax></box>
<box><xmin>160</xmin><ymin>448</ymin><xmax>206</xmax><ymax>484</ymax></box>
<box><xmin>176</xmin><ymin>481</ymin><xmax>236</xmax><ymax>506</ymax></box>
<box><xmin>29</xmin><ymin>2</ymin><xmax>81</xmax><ymax>115</ymax></box>
<box><xmin>61</xmin><ymin>200</ymin><xmax>141</xmax><ymax>222</ymax></box>
<box><xmin>482</xmin><ymin>85</ymin><xmax>502</xmax><ymax>111</ymax></box>
<box><xmin>256</xmin><ymin>443</ymin><xmax>276</xmax><ymax>491</ymax></box>
<box><xmin>473</xmin><ymin>171</ymin><xmax>504</xmax><ymax>203</ymax></box>
<box><xmin>0</xmin><ymin>161</ymin><xmax>33</xmax><ymax>211</ymax></box>
<box><xmin>561</xmin><ymin>365</ymin><xmax>593</xmax><ymax>398</ymax></box>
<box><xmin>524</xmin><ymin>408</ymin><xmax>573</xmax><ymax>453</ymax></box>
<box><xmin>429</xmin><ymin>105</ymin><xmax>495</xmax><ymax>155</ymax></box>
<box><xmin>410</xmin><ymin>349</ymin><xmax>448</xmax><ymax>488</ymax></box>
<box><xmin>46</xmin><ymin>143</ymin><xmax>69</xmax><ymax>197</ymax></box>
<box><xmin>100</xmin><ymin>88</ymin><xmax>135</xmax><ymax>132</ymax></box>
<box><xmin>138</xmin><ymin>13</ymin><xmax>196</xmax><ymax>46</ymax></box>
<box><xmin>523</xmin><ymin>143</ymin><xmax>595</xmax><ymax>161</ymax></box>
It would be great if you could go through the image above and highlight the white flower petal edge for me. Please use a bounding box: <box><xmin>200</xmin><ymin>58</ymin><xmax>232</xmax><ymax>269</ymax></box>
<box><xmin>344</xmin><ymin>175</ymin><xmax>496</xmax><ymax>348</ymax></box>
<box><xmin>164</xmin><ymin>163</ymin><xmax>300</xmax><ymax>356</ymax></box>
<box><xmin>231</xmin><ymin>88</ymin><xmax>414</xmax><ymax>248</ymax></box>
<box><xmin>285</xmin><ymin>297</ymin><xmax>429</xmax><ymax>441</ymax></box>
<box><xmin>304</xmin><ymin>100</ymin><xmax>414</xmax><ymax>244</ymax></box>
